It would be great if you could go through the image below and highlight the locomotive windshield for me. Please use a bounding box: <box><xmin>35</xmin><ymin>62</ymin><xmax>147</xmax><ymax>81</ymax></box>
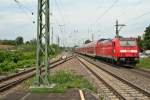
<box><xmin>120</xmin><ymin>40</ymin><xmax>137</xmax><ymax>46</ymax></box>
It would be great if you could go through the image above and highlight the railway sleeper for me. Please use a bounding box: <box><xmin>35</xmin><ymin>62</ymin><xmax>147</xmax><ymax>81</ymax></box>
<box><xmin>78</xmin><ymin>56</ymin><xmax>150</xmax><ymax>99</ymax></box>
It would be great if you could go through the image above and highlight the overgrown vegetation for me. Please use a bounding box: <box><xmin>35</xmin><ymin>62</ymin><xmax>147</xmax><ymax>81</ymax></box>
<box><xmin>136</xmin><ymin>58</ymin><xmax>150</xmax><ymax>69</ymax></box>
<box><xmin>0</xmin><ymin>38</ymin><xmax>63</xmax><ymax>74</ymax></box>
<box><xmin>31</xmin><ymin>70</ymin><xmax>96</xmax><ymax>93</ymax></box>
<box><xmin>0</xmin><ymin>49</ymin><xmax>35</xmax><ymax>73</ymax></box>
<box><xmin>0</xmin><ymin>36</ymin><xmax>24</xmax><ymax>45</ymax></box>
<box><xmin>138</xmin><ymin>25</ymin><xmax>150</xmax><ymax>50</ymax></box>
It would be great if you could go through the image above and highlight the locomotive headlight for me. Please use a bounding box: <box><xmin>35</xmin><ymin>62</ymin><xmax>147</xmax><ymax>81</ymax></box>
<box><xmin>131</xmin><ymin>50</ymin><xmax>138</xmax><ymax>53</ymax></box>
<box><xmin>120</xmin><ymin>50</ymin><xmax>126</xmax><ymax>53</ymax></box>
<box><xmin>120</xmin><ymin>50</ymin><xmax>138</xmax><ymax>53</ymax></box>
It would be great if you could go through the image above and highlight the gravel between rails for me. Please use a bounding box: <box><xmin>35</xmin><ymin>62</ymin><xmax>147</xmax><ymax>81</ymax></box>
<box><xmin>0</xmin><ymin>52</ymin><xmax>100</xmax><ymax>99</ymax></box>
<box><xmin>0</xmin><ymin>52</ymin><xmax>72</xmax><ymax>97</ymax></box>
<box><xmin>79</xmin><ymin>54</ymin><xmax>150</xmax><ymax>94</ymax></box>
<box><xmin>123</xmin><ymin>68</ymin><xmax>150</xmax><ymax>79</ymax></box>
<box><xmin>51</xmin><ymin>57</ymin><xmax>115</xmax><ymax>99</ymax></box>
<box><xmin>78</xmin><ymin>56</ymin><xmax>150</xmax><ymax>99</ymax></box>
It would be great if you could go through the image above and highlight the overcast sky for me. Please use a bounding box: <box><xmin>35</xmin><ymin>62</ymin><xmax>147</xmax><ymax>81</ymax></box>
<box><xmin>0</xmin><ymin>0</ymin><xmax>150</xmax><ymax>46</ymax></box>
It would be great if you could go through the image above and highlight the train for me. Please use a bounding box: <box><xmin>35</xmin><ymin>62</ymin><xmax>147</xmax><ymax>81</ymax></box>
<box><xmin>75</xmin><ymin>37</ymin><xmax>139</xmax><ymax>66</ymax></box>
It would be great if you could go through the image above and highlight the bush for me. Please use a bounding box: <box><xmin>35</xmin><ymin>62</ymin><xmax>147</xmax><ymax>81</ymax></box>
<box><xmin>49</xmin><ymin>70</ymin><xmax>76</xmax><ymax>84</ymax></box>
<box><xmin>0</xmin><ymin>63</ymin><xmax>7</xmax><ymax>71</ymax></box>
<box><xmin>0</xmin><ymin>51</ymin><xmax>5</xmax><ymax>63</ymax></box>
<box><xmin>32</xmin><ymin>70</ymin><xmax>96</xmax><ymax>93</ymax></box>
<box><xmin>17</xmin><ymin>59</ymin><xmax>35</xmax><ymax>68</ymax></box>
<box><xmin>23</xmin><ymin>52</ymin><xmax>35</xmax><ymax>60</ymax></box>
<box><xmin>0</xmin><ymin>50</ymin><xmax>23</xmax><ymax>63</ymax></box>
<box><xmin>0</xmin><ymin>44</ymin><xmax>62</xmax><ymax>73</ymax></box>
<box><xmin>0</xmin><ymin>61</ymin><xmax>17</xmax><ymax>72</ymax></box>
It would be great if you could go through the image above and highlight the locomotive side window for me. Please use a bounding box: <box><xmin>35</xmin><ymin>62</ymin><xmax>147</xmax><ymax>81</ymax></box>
<box><xmin>113</xmin><ymin>42</ymin><xmax>115</xmax><ymax>47</ymax></box>
<box><xmin>112</xmin><ymin>42</ymin><xmax>115</xmax><ymax>53</ymax></box>
<box><xmin>120</xmin><ymin>40</ymin><xmax>136</xmax><ymax>46</ymax></box>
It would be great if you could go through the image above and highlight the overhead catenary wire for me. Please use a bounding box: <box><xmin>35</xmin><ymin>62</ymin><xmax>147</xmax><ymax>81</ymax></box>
<box><xmin>57</xmin><ymin>0</ymin><xmax>72</xmax><ymax>25</ymax></box>
<box><xmin>53</xmin><ymin>0</ymin><xmax>75</xmax><ymax>47</ymax></box>
<box><xmin>14</xmin><ymin>0</ymin><xmax>34</xmax><ymax>16</ymax></box>
<box><xmin>94</xmin><ymin>0</ymin><xmax>150</xmax><ymax>38</ymax></box>
<box><xmin>85</xmin><ymin>0</ymin><xmax>119</xmax><ymax>40</ymax></box>
<box><xmin>13</xmin><ymin>0</ymin><xmax>35</xmax><ymax>23</ymax></box>
<box><xmin>92</xmin><ymin>0</ymin><xmax>119</xmax><ymax>26</ymax></box>
<box><xmin>88</xmin><ymin>0</ymin><xmax>119</xmax><ymax>38</ymax></box>
<box><xmin>125</xmin><ymin>11</ymin><xmax>150</xmax><ymax>25</ymax></box>
<box><xmin>54</xmin><ymin>0</ymin><xmax>66</xmax><ymax>25</ymax></box>
<box><xmin>117</xmin><ymin>0</ymin><xmax>143</xmax><ymax>18</ymax></box>
<box><xmin>113</xmin><ymin>0</ymin><xmax>150</xmax><ymax>33</ymax></box>
<box><xmin>123</xmin><ymin>10</ymin><xmax>150</xmax><ymax>33</ymax></box>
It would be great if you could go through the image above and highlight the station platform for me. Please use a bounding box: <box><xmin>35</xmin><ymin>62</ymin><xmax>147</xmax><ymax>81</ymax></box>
<box><xmin>2</xmin><ymin>89</ymin><xmax>98</xmax><ymax>100</ymax></box>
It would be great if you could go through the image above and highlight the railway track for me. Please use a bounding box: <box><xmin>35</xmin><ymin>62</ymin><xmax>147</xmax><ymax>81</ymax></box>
<box><xmin>0</xmin><ymin>56</ymin><xmax>73</xmax><ymax>93</ymax></box>
<box><xmin>77</xmin><ymin>56</ymin><xmax>150</xmax><ymax>100</ymax></box>
<box><xmin>101</xmin><ymin>59</ymin><xmax>150</xmax><ymax>79</ymax></box>
<box><xmin>99</xmin><ymin>58</ymin><xmax>150</xmax><ymax>79</ymax></box>
<box><xmin>78</xmin><ymin>53</ymin><xmax>150</xmax><ymax>80</ymax></box>
<box><xmin>128</xmin><ymin>68</ymin><xmax>150</xmax><ymax>79</ymax></box>
<box><xmin>0</xmin><ymin>58</ymin><xmax>63</xmax><ymax>83</ymax></box>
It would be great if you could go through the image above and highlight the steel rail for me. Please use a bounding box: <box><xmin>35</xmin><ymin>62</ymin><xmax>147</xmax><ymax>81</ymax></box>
<box><xmin>129</xmin><ymin>68</ymin><xmax>150</xmax><ymax>79</ymax></box>
<box><xmin>77</xmin><ymin>57</ymin><xmax>126</xmax><ymax>100</ymax></box>
<box><xmin>78</xmin><ymin>55</ymin><xmax>150</xmax><ymax>98</ymax></box>
<box><xmin>0</xmin><ymin>58</ymin><xmax>63</xmax><ymax>83</ymax></box>
<box><xmin>0</xmin><ymin>56</ymin><xmax>73</xmax><ymax>92</ymax></box>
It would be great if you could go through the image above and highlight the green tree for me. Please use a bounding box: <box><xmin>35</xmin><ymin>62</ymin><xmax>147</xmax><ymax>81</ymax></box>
<box><xmin>0</xmin><ymin>40</ymin><xmax>16</xmax><ymax>45</ymax></box>
<box><xmin>137</xmin><ymin>36</ymin><xmax>143</xmax><ymax>48</ymax></box>
<box><xmin>15</xmin><ymin>36</ymin><xmax>24</xmax><ymax>45</ymax></box>
<box><xmin>29</xmin><ymin>38</ymin><xmax>37</xmax><ymax>45</ymax></box>
<box><xmin>143</xmin><ymin>25</ymin><xmax>150</xmax><ymax>49</ymax></box>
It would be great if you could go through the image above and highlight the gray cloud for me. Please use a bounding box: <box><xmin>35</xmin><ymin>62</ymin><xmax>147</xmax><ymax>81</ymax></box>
<box><xmin>0</xmin><ymin>0</ymin><xmax>150</xmax><ymax>46</ymax></box>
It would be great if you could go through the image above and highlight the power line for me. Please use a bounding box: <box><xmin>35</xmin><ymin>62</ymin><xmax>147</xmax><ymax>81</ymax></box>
<box><xmin>54</xmin><ymin>0</ymin><xmax>73</xmax><ymax>31</ymax></box>
<box><xmin>115</xmin><ymin>20</ymin><xmax>125</xmax><ymax>37</ymax></box>
<box><xmin>13</xmin><ymin>0</ymin><xmax>35</xmax><ymax>23</ymax></box>
<box><xmin>54</xmin><ymin>0</ymin><xmax>66</xmax><ymax>25</ymax></box>
<box><xmin>14</xmin><ymin>0</ymin><xmax>35</xmax><ymax>16</ymax></box>
<box><xmin>57</xmin><ymin>0</ymin><xmax>72</xmax><ymax>26</ymax></box>
<box><xmin>117</xmin><ymin>0</ymin><xmax>143</xmax><ymax>22</ymax></box>
<box><xmin>118</xmin><ymin>0</ymin><xmax>143</xmax><ymax>16</ymax></box>
<box><xmin>125</xmin><ymin>11</ymin><xmax>150</xmax><ymax>26</ymax></box>
<box><xmin>117</xmin><ymin>9</ymin><xmax>150</xmax><ymax>36</ymax></box>
<box><xmin>93</xmin><ymin>0</ymin><xmax>119</xmax><ymax>25</ymax></box>
<box><xmin>132</xmin><ymin>11</ymin><xmax>150</xmax><ymax>22</ymax></box>
<box><xmin>87</xmin><ymin>0</ymin><xmax>119</xmax><ymax>39</ymax></box>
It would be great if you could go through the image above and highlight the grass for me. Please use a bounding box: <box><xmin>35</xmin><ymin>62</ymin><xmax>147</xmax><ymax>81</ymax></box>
<box><xmin>31</xmin><ymin>70</ymin><xmax>96</xmax><ymax>93</ymax></box>
<box><xmin>0</xmin><ymin>44</ymin><xmax>63</xmax><ymax>74</ymax></box>
<box><xmin>136</xmin><ymin>57</ymin><xmax>150</xmax><ymax>69</ymax></box>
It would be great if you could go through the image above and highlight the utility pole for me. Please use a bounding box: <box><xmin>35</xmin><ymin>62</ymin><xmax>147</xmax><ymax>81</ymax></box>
<box><xmin>36</xmin><ymin>0</ymin><xmax>50</xmax><ymax>86</ymax></box>
<box><xmin>51</xmin><ymin>27</ymin><xmax>54</xmax><ymax>44</ymax></box>
<box><xmin>57</xmin><ymin>36</ymin><xmax>60</xmax><ymax>46</ymax></box>
<box><xmin>115</xmin><ymin>20</ymin><xmax>125</xmax><ymax>38</ymax></box>
<box><xmin>59</xmin><ymin>24</ymin><xmax>65</xmax><ymax>33</ymax></box>
<box><xmin>115</xmin><ymin>20</ymin><xmax>119</xmax><ymax>37</ymax></box>
<box><xmin>92</xmin><ymin>33</ymin><xmax>94</xmax><ymax>41</ymax></box>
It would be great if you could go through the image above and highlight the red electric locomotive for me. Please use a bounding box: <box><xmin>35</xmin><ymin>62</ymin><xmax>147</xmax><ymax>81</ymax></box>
<box><xmin>75</xmin><ymin>37</ymin><xmax>139</xmax><ymax>66</ymax></box>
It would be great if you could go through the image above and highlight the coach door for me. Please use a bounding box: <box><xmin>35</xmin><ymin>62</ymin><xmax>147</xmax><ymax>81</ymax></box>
<box><xmin>112</xmin><ymin>42</ymin><xmax>115</xmax><ymax>55</ymax></box>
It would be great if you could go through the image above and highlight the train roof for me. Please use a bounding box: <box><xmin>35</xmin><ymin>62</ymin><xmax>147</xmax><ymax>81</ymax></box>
<box><xmin>113</xmin><ymin>37</ymin><xmax>137</xmax><ymax>41</ymax></box>
<box><xmin>76</xmin><ymin>37</ymin><xmax>137</xmax><ymax>49</ymax></box>
<box><xmin>84</xmin><ymin>41</ymin><xmax>97</xmax><ymax>47</ymax></box>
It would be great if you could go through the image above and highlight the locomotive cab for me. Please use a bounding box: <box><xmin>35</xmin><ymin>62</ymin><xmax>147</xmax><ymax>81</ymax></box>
<box><xmin>113</xmin><ymin>38</ymin><xmax>139</xmax><ymax>66</ymax></box>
